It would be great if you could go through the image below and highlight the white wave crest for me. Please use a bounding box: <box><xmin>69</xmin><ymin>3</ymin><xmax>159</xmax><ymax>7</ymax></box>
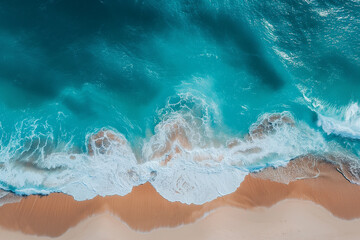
<box><xmin>300</xmin><ymin>86</ymin><xmax>360</xmax><ymax>139</ymax></box>
<box><xmin>0</xmin><ymin>93</ymin><xmax>330</xmax><ymax>204</ymax></box>
<box><xmin>317</xmin><ymin>102</ymin><xmax>360</xmax><ymax>139</ymax></box>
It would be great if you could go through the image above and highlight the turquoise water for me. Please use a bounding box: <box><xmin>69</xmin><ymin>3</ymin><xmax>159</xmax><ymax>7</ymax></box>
<box><xmin>0</xmin><ymin>0</ymin><xmax>359</xmax><ymax>203</ymax></box>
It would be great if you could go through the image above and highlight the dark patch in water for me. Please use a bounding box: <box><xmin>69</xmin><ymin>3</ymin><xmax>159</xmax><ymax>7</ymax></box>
<box><xmin>311</xmin><ymin>111</ymin><xmax>318</xmax><ymax>124</ymax></box>
<box><xmin>317</xmin><ymin>54</ymin><xmax>360</xmax><ymax>84</ymax></box>
<box><xmin>63</xmin><ymin>95</ymin><xmax>97</xmax><ymax>118</ymax></box>
<box><xmin>185</xmin><ymin>2</ymin><xmax>284</xmax><ymax>90</ymax></box>
<box><xmin>0</xmin><ymin>0</ymin><xmax>169</xmax><ymax>107</ymax></box>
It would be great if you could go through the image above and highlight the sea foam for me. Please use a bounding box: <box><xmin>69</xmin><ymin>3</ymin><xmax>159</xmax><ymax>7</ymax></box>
<box><xmin>0</xmin><ymin>92</ymin><xmax>331</xmax><ymax>204</ymax></box>
<box><xmin>301</xmin><ymin>86</ymin><xmax>360</xmax><ymax>139</ymax></box>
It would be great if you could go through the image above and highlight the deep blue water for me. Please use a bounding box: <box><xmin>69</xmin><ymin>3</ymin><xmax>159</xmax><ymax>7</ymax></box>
<box><xmin>0</xmin><ymin>0</ymin><xmax>360</xmax><ymax>203</ymax></box>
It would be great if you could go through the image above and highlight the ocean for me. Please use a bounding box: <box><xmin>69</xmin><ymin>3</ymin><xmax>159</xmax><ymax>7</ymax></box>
<box><xmin>0</xmin><ymin>0</ymin><xmax>359</xmax><ymax>204</ymax></box>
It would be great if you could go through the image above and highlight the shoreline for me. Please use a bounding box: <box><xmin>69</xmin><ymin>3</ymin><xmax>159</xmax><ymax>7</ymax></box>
<box><xmin>0</xmin><ymin>156</ymin><xmax>360</xmax><ymax>238</ymax></box>
<box><xmin>1</xmin><ymin>199</ymin><xmax>360</xmax><ymax>240</ymax></box>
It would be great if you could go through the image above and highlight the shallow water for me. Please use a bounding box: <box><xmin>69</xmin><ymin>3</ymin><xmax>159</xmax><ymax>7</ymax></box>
<box><xmin>0</xmin><ymin>0</ymin><xmax>359</xmax><ymax>203</ymax></box>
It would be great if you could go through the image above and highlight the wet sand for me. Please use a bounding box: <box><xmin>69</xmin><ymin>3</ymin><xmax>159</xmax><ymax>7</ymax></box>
<box><xmin>1</xmin><ymin>200</ymin><xmax>360</xmax><ymax>240</ymax></box>
<box><xmin>0</xmin><ymin>156</ymin><xmax>360</xmax><ymax>238</ymax></box>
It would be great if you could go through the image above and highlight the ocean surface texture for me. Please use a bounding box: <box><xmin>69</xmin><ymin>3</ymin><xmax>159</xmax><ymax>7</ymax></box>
<box><xmin>0</xmin><ymin>0</ymin><xmax>360</xmax><ymax>204</ymax></box>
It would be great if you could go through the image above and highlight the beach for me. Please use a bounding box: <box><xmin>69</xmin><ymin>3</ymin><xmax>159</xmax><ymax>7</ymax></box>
<box><xmin>0</xmin><ymin>156</ymin><xmax>360</xmax><ymax>239</ymax></box>
<box><xmin>2</xmin><ymin>200</ymin><xmax>360</xmax><ymax>240</ymax></box>
<box><xmin>1</xmin><ymin>1</ymin><xmax>360</xmax><ymax>239</ymax></box>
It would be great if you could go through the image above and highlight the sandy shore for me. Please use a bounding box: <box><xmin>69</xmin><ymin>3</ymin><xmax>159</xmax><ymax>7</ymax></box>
<box><xmin>1</xmin><ymin>199</ymin><xmax>360</xmax><ymax>240</ymax></box>
<box><xmin>0</xmin><ymin>156</ymin><xmax>360</xmax><ymax>239</ymax></box>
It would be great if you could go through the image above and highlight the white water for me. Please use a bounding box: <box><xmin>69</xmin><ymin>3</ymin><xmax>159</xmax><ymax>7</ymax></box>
<box><xmin>0</xmin><ymin>93</ymin><xmax>330</xmax><ymax>204</ymax></box>
<box><xmin>301</xmin><ymin>86</ymin><xmax>360</xmax><ymax>139</ymax></box>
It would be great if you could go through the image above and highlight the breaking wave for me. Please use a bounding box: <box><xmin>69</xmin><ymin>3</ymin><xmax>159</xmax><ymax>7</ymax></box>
<box><xmin>0</xmin><ymin>92</ymin><xmax>330</xmax><ymax>204</ymax></box>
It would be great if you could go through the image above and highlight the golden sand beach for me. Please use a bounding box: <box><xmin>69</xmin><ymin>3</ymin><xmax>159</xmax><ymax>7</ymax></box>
<box><xmin>0</xmin><ymin>156</ymin><xmax>360</xmax><ymax>239</ymax></box>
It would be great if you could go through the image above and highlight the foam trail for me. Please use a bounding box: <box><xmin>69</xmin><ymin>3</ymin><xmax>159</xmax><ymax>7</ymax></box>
<box><xmin>301</xmin><ymin>87</ymin><xmax>360</xmax><ymax>139</ymax></box>
<box><xmin>0</xmin><ymin>93</ymin><xmax>332</xmax><ymax>204</ymax></box>
<box><xmin>317</xmin><ymin>103</ymin><xmax>360</xmax><ymax>139</ymax></box>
